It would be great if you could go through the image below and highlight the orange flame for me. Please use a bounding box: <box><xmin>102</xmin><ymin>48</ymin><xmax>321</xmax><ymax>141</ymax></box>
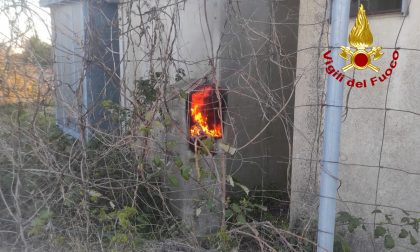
<box><xmin>349</xmin><ymin>4</ymin><xmax>373</xmax><ymax>49</ymax></box>
<box><xmin>190</xmin><ymin>87</ymin><xmax>222</xmax><ymax>138</ymax></box>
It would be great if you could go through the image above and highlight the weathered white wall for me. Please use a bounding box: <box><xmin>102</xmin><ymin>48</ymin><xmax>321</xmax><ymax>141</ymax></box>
<box><xmin>119</xmin><ymin>0</ymin><xmax>299</xmax><ymax>233</ymax></box>
<box><xmin>119</xmin><ymin>0</ymin><xmax>223</xmax><ymax>106</ymax></box>
<box><xmin>291</xmin><ymin>0</ymin><xmax>420</xmax><ymax>250</ymax></box>
<box><xmin>119</xmin><ymin>0</ymin><xmax>225</xmax><ymax>235</ymax></box>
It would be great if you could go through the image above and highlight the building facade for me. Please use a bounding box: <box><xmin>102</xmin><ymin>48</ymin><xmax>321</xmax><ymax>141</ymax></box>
<box><xmin>291</xmin><ymin>0</ymin><xmax>420</xmax><ymax>250</ymax></box>
<box><xmin>43</xmin><ymin>0</ymin><xmax>420</xmax><ymax>250</ymax></box>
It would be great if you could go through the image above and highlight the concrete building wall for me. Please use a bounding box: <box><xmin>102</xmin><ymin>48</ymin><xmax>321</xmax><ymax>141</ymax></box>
<box><xmin>118</xmin><ymin>0</ymin><xmax>226</xmax><ymax>236</ymax></box>
<box><xmin>220</xmin><ymin>0</ymin><xmax>299</xmax><ymax>193</ymax></box>
<box><xmin>119</xmin><ymin>0</ymin><xmax>299</xmax><ymax>194</ymax></box>
<box><xmin>119</xmin><ymin>0</ymin><xmax>223</xmax><ymax>104</ymax></box>
<box><xmin>119</xmin><ymin>0</ymin><xmax>299</xmax><ymax>232</ymax></box>
<box><xmin>291</xmin><ymin>0</ymin><xmax>420</xmax><ymax>250</ymax></box>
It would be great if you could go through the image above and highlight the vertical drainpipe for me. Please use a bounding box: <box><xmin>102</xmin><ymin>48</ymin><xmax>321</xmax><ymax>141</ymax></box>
<box><xmin>317</xmin><ymin>0</ymin><xmax>351</xmax><ymax>251</ymax></box>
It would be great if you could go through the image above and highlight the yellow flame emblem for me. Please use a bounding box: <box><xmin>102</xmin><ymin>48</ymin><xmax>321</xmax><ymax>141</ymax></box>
<box><xmin>340</xmin><ymin>5</ymin><xmax>384</xmax><ymax>72</ymax></box>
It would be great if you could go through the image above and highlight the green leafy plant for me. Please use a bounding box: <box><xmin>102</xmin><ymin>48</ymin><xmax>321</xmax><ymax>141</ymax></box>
<box><xmin>29</xmin><ymin>209</ymin><xmax>53</xmax><ymax>236</ymax></box>
<box><xmin>134</xmin><ymin>72</ymin><xmax>161</xmax><ymax>106</ymax></box>
<box><xmin>336</xmin><ymin>211</ymin><xmax>365</xmax><ymax>233</ymax></box>
<box><xmin>334</xmin><ymin>211</ymin><xmax>364</xmax><ymax>252</ymax></box>
<box><xmin>334</xmin><ymin>233</ymin><xmax>351</xmax><ymax>252</ymax></box>
<box><xmin>175</xmin><ymin>68</ymin><xmax>186</xmax><ymax>82</ymax></box>
<box><xmin>225</xmin><ymin>197</ymin><xmax>267</xmax><ymax>225</ymax></box>
<box><xmin>373</xmin><ymin>209</ymin><xmax>420</xmax><ymax>249</ymax></box>
<box><xmin>335</xmin><ymin>209</ymin><xmax>420</xmax><ymax>250</ymax></box>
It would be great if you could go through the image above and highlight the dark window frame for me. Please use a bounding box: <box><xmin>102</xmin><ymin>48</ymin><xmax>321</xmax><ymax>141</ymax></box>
<box><xmin>350</xmin><ymin>0</ymin><xmax>402</xmax><ymax>17</ymax></box>
<box><xmin>327</xmin><ymin>0</ymin><xmax>410</xmax><ymax>24</ymax></box>
<box><xmin>349</xmin><ymin>0</ymin><xmax>410</xmax><ymax>17</ymax></box>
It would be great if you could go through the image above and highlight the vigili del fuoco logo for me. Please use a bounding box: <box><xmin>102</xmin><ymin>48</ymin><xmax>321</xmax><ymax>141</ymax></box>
<box><xmin>323</xmin><ymin>4</ymin><xmax>399</xmax><ymax>88</ymax></box>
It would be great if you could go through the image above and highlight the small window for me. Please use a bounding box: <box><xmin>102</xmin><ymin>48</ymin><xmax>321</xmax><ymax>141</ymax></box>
<box><xmin>350</xmin><ymin>0</ymin><xmax>402</xmax><ymax>16</ymax></box>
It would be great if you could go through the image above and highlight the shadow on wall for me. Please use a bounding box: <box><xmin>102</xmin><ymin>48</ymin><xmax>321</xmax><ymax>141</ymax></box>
<box><xmin>220</xmin><ymin>0</ymin><xmax>299</xmax><ymax>206</ymax></box>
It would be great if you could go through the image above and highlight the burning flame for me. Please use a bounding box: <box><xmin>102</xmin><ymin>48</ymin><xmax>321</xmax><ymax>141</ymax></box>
<box><xmin>349</xmin><ymin>4</ymin><xmax>373</xmax><ymax>49</ymax></box>
<box><xmin>190</xmin><ymin>86</ymin><xmax>222</xmax><ymax>138</ymax></box>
